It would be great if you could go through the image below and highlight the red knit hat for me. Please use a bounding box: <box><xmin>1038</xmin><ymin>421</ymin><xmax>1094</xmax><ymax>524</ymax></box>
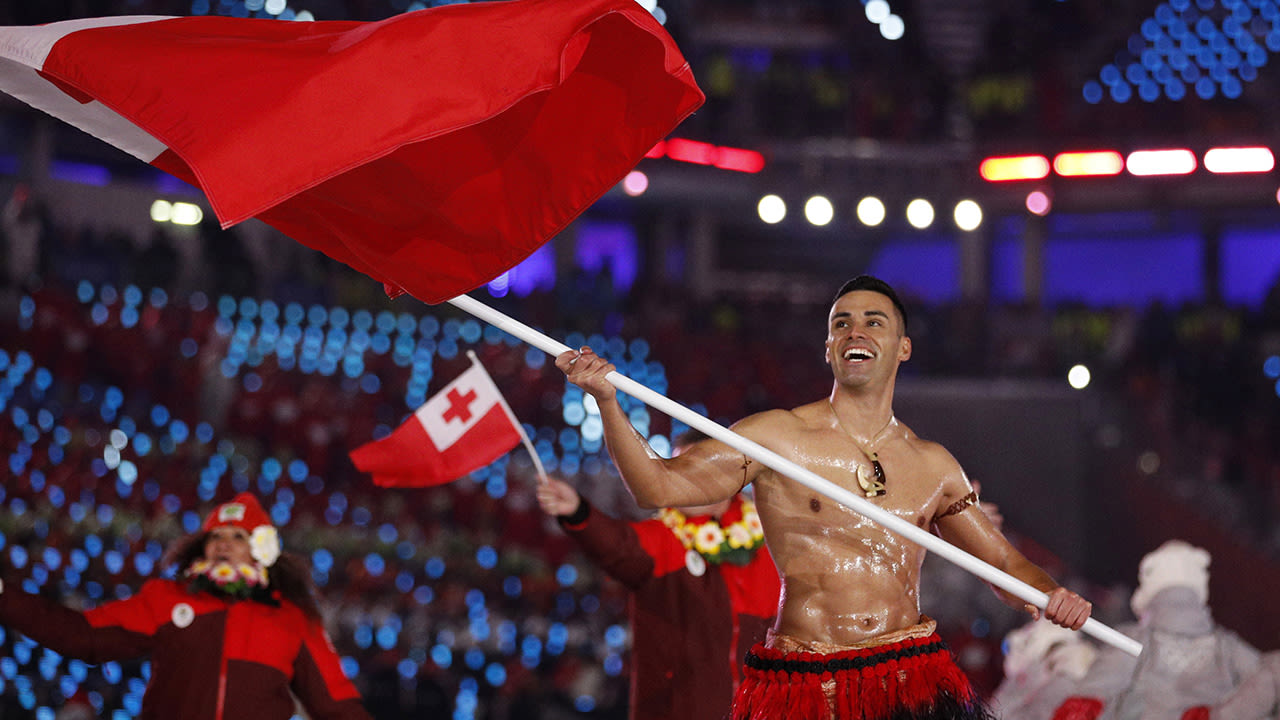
<box><xmin>202</xmin><ymin>492</ymin><xmax>281</xmax><ymax>566</ymax></box>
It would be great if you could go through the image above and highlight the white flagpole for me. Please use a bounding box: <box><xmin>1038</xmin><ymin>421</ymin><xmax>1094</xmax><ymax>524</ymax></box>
<box><xmin>465</xmin><ymin>350</ymin><xmax>548</xmax><ymax>485</ymax></box>
<box><xmin>448</xmin><ymin>293</ymin><xmax>1142</xmax><ymax>658</ymax></box>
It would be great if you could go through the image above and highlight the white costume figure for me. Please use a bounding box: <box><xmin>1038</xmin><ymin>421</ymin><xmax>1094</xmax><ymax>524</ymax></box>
<box><xmin>993</xmin><ymin>619</ymin><xmax>1097</xmax><ymax>720</ymax></box>
<box><xmin>1071</xmin><ymin>540</ymin><xmax>1260</xmax><ymax>720</ymax></box>
<box><xmin>1206</xmin><ymin>651</ymin><xmax>1280</xmax><ymax>720</ymax></box>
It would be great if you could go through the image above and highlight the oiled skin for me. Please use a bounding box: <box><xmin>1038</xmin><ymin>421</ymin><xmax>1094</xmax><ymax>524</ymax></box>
<box><xmin>556</xmin><ymin>290</ymin><xmax>1092</xmax><ymax>645</ymax></box>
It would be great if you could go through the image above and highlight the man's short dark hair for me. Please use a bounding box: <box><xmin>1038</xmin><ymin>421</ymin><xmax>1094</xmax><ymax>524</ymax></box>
<box><xmin>832</xmin><ymin>275</ymin><xmax>908</xmax><ymax>332</ymax></box>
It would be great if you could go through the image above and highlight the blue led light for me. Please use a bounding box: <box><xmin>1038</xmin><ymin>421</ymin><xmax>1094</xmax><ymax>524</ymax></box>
<box><xmin>556</xmin><ymin>564</ymin><xmax>578</xmax><ymax>587</ymax></box>
<box><xmin>1146</xmin><ymin>16</ymin><xmax>1167</xmax><ymax>39</ymax></box>
<box><xmin>376</xmin><ymin>626</ymin><xmax>399</xmax><ymax>650</ymax></box>
<box><xmin>605</xmin><ymin>624</ymin><xmax>627</xmax><ymax>648</ymax></box>
<box><xmin>376</xmin><ymin>523</ymin><xmax>397</xmax><ymax>544</ymax></box>
<box><xmin>604</xmin><ymin>653</ymin><xmax>624</xmax><ymax>676</ymax></box>
<box><xmin>473</xmin><ymin>546</ymin><xmax>498</xmax><ymax>569</ymax></box>
<box><xmin>1262</xmin><ymin>356</ymin><xmax>1280</xmax><ymax>379</ymax></box>
<box><xmin>307</xmin><ymin>305</ymin><xmax>328</xmax><ymax>327</ymax></box>
<box><xmin>484</xmin><ymin>663</ymin><xmax>506</xmax><ymax>687</ymax></box>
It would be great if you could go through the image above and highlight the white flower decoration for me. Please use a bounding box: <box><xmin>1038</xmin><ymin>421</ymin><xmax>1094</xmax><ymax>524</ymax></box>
<box><xmin>249</xmin><ymin>525</ymin><xmax>281</xmax><ymax>567</ymax></box>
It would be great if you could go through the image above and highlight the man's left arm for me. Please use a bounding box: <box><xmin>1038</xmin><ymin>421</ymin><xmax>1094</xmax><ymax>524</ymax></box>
<box><xmin>931</xmin><ymin>458</ymin><xmax>1091</xmax><ymax>630</ymax></box>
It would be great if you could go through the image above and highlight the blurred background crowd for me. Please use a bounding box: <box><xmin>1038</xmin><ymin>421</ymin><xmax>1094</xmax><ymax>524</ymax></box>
<box><xmin>3</xmin><ymin>0</ymin><xmax>1280</xmax><ymax>718</ymax></box>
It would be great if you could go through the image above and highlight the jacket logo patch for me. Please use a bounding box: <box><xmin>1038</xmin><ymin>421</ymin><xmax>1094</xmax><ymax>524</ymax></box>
<box><xmin>171</xmin><ymin>603</ymin><xmax>195</xmax><ymax>628</ymax></box>
<box><xmin>684</xmin><ymin>549</ymin><xmax>706</xmax><ymax>577</ymax></box>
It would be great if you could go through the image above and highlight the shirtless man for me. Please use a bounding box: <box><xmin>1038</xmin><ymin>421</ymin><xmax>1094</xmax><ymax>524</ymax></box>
<box><xmin>555</xmin><ymin>275</ymin><xmax>1092</xmax><ymax>720</ymax></box>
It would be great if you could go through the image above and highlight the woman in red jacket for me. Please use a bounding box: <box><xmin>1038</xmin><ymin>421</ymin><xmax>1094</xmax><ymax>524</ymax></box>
<box><xmin>0</xmin><ymin>492</ymin><xmax>371</xmax><ymax>720</ymax></box>
<box><xmin>537</xmin><ymin>431</ymin><xmax>782</xmax><ymax>720</ymax></box>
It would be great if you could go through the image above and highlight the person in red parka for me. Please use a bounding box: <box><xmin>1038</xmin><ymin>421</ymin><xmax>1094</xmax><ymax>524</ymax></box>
<box><xmin>537</xmin><ymin>430</ymin><xmax>781</xmax><ymax>720</ymax></box>
<box><xmin>0</xmin><ymin>492</ymin><xmax>372</xmax><ymax>720</ymax></box>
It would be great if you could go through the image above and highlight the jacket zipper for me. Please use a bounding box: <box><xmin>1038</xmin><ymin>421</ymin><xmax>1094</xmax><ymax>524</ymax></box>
<box><xmin>214</xmin><ymin>603</ymin><xmax>229</xmax><ymax>720</ymax></box>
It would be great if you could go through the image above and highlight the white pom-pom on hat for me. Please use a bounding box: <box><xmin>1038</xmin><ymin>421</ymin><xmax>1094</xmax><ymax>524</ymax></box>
<box><xmin>1130</xmin><ymin>539</ymin><xmax>1209</xmax><ymax>618</ymax></box>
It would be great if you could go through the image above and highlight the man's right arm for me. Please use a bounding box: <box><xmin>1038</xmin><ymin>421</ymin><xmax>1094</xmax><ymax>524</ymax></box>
<box><xmin>556</xmin><ymin>347</ymin><xmax>761</xmax><ymax>509</ymax></box>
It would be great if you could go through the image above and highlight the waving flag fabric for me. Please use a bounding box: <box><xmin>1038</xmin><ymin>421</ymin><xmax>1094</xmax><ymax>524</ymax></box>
<box><xmin>0</xmin><ymin>0</ymin><xmax>703</xmax><ymax>303</ymax></box>
<box><xmin>349</xmin><ymin>356</ymin><xmax>521</xmax><ymax>487</ymax></box>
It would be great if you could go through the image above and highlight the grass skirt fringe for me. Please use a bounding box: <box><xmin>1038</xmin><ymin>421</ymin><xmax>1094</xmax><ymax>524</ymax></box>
<box><xmin>732</xmin><ymin>632</ymin><xmax>996</xmax><ymax>720</ymax></box>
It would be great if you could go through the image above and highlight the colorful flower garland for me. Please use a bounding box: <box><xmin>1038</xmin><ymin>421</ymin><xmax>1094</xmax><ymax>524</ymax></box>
<box><xmin>185</xmin><ymin>560</ymin><xmax>272</xmax><ymax>601</ymax></box>
<box><xmin>658</xmin><ymin>499</ymin><xmax>766</xmax><ymax>566</ymax></box>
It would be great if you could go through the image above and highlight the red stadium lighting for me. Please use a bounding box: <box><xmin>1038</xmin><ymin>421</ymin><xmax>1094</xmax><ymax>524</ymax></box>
<box><xmin>647</xmin><ymin>139</ymin><xmax>765</xmax><ymax>173</ymax></box>
<box><xmin>1126</xmin><ymin>149</ymin><xmax>1196</xmax><ymax>176</ymax></box>
<box><xmin>665</xmin><ymin>138</ymin><xmax>716</xmax><ymax>165</ymax></box>
<box><xmin>1204</xmin><ymin>147</ymin><xmax>1275</xmax><ymax>174</ymax></box>
<box><xmin>1053</xmin><ymin>151</ymin><xmax>1124</xmax><ymax>177</ymax></box>
<box><xmin>714</xmin><ymin>146</ymin><xmax>765</xmax><ymax>173</ymax></box>
<box><xmin>979</xmin><ymin>155</ymin><xmax>1050</xmax><ymax>182</ymax></box>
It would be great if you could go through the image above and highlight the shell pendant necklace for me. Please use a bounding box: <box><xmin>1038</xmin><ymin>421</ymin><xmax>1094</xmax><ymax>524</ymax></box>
<box><xmin>828</xmin><ymin>400</ymin><xmax>894</xmax><ymax>497</ymax></box>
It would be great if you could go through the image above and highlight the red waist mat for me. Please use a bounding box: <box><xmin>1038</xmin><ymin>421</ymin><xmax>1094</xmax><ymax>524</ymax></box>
<box><xmin>732</xmin><ymin>633</ymin><xmax>993</xmax><ymax>720</ymax></box>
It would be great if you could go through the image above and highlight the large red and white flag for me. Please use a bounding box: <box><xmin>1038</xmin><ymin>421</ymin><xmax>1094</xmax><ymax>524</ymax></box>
<box><xmin>0</xmin><ymin>0</ymin><xmax>703</xmax><ymax>303</ymax></box>
<box><xmin>349</xmin><ymin>355</ymin><xmax>522</xmax><ymax>487</ymax></box>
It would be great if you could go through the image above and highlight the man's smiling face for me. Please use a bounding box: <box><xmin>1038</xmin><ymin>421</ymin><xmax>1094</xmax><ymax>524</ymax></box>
<box><xmin>825</xmin><ymin>290</ymin><xmax>910</xmax><ymax>387</ymax></box>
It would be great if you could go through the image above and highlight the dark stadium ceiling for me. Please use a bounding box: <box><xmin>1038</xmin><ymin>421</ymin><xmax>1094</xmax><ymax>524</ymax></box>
<box><xmin>4</xmin><ymin>0</ymin><xmax>1280</xmax><ymax>215</ymax></box>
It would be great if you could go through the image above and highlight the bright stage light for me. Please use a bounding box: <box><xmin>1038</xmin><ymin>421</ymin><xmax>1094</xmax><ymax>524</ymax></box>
<box><xmin>804</xmin><ymin>196</ymin><xmax>834</xmax><ymax>226</ymax></box>
<box><xmin>622</xmin><ymin>171</ymin><xmax>648</xmax><ymax>196</ymax></box>
<box><xmin>865</xmin><ymin>0</ymin><xmax>890</xmax><ymax>23</ymax></box>
<box><xmin>954</xmin><ymin>200</ymin><xmax>983</xmax><ymax>231</ymax></box>
<box><xmin>758</xmin><ymin>195</ymin><xmax>786</xmax><ymax>224</ymax></box>
<box><xmin>1068</xmin><ymin>364</ymin><xmax>1091</xmax><ymax>390</ymax></box>
<box><xmin>150</xmin><ymin>200</ymin><xmax>173</xmax><ymax>223</ymax></box>
<box><xmin>856</xmin><ymin>196</ymin><xmax>885</xmax><ymax>226</ymax></box>
<box><xmin>980</xmin><ymin>155</ymin><xmax>1050</xmax><ymax>182</ymax></box>
<box><xmin>880</xmin><ymin>15</ymin><xmax>904</xmax><ymax>40</ymax></box>
<box><xmin>1054</xmin><ymin>151</ymin><xmax>1124</xmax><ymax>177</ymax></box>
<box><xmin>1126</xmin><ymin>148</ymin><xmax>1196</xmax><ymax>176</ymax></box>
<box><xmin>1025</xmin><ymin>191</ymin><xmax>1051</xmax><ymax>216</ymax></box>
<box><xmin>905</xmin><ymin>198</ymin><xmax>934</xmax><ymax>229</ymax></box>
<box><xmin>170</xmin><ymin>202</ymin><xmax>204</xmax><ymax>226</ymax></box>
<box><xmin>1204</xmin><ymin>147</ymin><xmax>1275</xmax><ymax>174</ymax></box>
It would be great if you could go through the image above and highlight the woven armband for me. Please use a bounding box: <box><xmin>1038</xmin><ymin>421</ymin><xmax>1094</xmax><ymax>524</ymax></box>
<box><xmin>936</xmin><ymin>491</ymin><xmax>978</xmax><ymax>521</ymax></box>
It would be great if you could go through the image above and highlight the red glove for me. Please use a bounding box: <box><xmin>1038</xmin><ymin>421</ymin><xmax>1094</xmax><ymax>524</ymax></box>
<box><xmin>1052</xmin><ymin>697</ymin><xmax>1105</xmax><ymax>720</ymax></box>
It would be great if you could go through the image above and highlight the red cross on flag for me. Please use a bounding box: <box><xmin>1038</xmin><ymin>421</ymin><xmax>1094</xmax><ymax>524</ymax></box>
<box><xmin>349</xmin><ymin>354</ymin><xmax>522</xmax><ymax>487</ymax></box>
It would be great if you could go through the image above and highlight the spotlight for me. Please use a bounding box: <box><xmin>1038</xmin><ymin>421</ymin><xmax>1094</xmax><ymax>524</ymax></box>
<box><xmin>954</xmin><ymin>200</ymin><xmax>983</xmax><ymax>230</ymax></box>
<box><xmin>905</xmin><ymin>199</ymin><xmax>934</xmax><ymax>229</ymax></box>
<box><xmin>856</xmin><ymin>196</ymin><xmax>885</xmax><ymax>227</ymax></box>
<box><xmin>804</xmin><ymin>196</ymin><xmax>834</xmax><ymax>226</ymax></box>
<box><xmin>758</xmin><ymin>195</ymin><xmax>786</xmax><ymax>224</ymax></box>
